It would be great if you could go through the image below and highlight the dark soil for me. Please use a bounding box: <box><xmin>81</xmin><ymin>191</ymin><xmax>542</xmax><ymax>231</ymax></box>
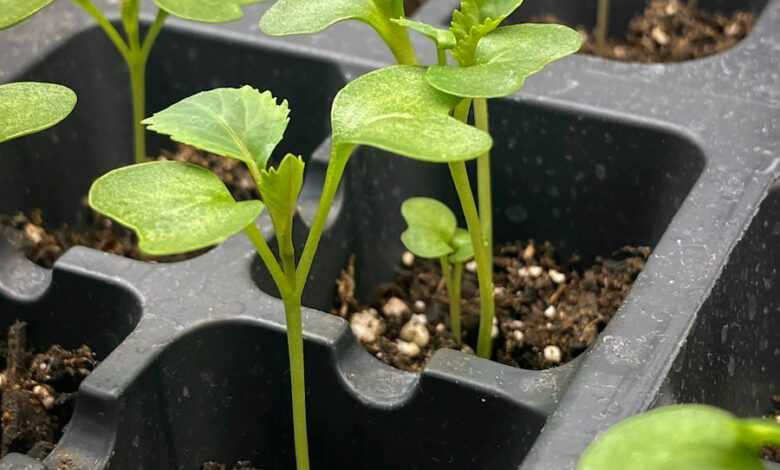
<box><xmin>0</xmin><ymin>145</ymin><xmax>257</xmax><ymax>269</ymax></box>
<box><xmin>536</xmin><ymin>0</ymin><xmax>754</xmax><ymax>63</ymax></box>
<box><xmin>0</xmin><ymin>321</ymin><xmax>96</xmax><ymax>460</ymax></box>
<box><xmin>202</xmin><ymin>461</ymin><xmax>260</xmax><ymax>470</ymax></box>
<box><xmin>404</xmin><ymin>0</ymin><xmax>426</xmax><ymax>14</ymax></box>
<box><xmin>333</xmin><ymin>241</ymin><xmax>649</xmax><ymax>371</ymax></box>
<box><xmin>761</xmin><ymin>393</ymin><xmax>780</xmax><ymax>462</ymax></box>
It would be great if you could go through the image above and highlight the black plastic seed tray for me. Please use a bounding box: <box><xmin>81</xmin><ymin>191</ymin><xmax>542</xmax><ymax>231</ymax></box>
<box><xmin>0</xmin><ymin>0</ymin><xmax>778</xmax><ymax>468</ymax></box>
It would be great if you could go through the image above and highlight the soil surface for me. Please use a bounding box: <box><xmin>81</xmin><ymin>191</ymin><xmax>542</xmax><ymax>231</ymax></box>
<box><xmin>536</xmin><ymin>0</ymin><xmax>754</xmax><ymax>63</ymax></box>
<box><xmin>333</xmin><ymin>241</ymin><xmax>649</xmax><ymax>371</ymax></box>
<box><xmin>0</xmin><ymin>145</ymin><xmax>256</xmax><ymax>269</ymax></box>
<box><xmin>0</xmin><ymin>321</ymin><xmax>96</xmax><ymax>460</ymax></box>
<box><xmin>761</xmin><ymin>393</ymin><xmax>780</xmax><ymax>462</ymax></box>
<box><xmin>202</xmin><ymin>461</ymin><xmax>260</xmax><ymax>470</ymax></box>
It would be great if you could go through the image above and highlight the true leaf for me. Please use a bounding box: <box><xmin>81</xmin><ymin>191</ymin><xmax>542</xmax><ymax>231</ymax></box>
<box><xmin>88</xmin><ymin>161</ymin><xmax>264</xmax><ymax>256</ymax></box>
<box><xmin>391</xmin><ymin>18</ymin><xmax>456</xmax><ymax>49</ymax></box>
<box><xmin>0</xmin><ymin>0</ymin><xmax>54</xmax><ymax>30</ymax></box>
<box><xmin>428</xmin><ymin>24</ymin><xmax>583</xmax><ymax>98</ymax></box>
<box><xmin>0</xmin><ymin>82</ymin><xmax>77</xmax><ymax>144</ymax></box>
<box><xmin>400</xmin><ymin>197</ymin><xmax>457</xmax><ymax>259</ymax></box>
<box><xmin>260</xmin><ymin>0</ymin><xmax>405</xmax><ymax>45</ymax></box>
<box><xmin>449</xmin><ymin>228</ymin><xmax>473</xmax><ymax>263</ymax></box>
<box><xmin>153</xmin><ymin>0</ymin><xmax>263</xmax><ymax>23</ymax></box>
<box><xmin>258</xmin><ymin>153</ymin><xmax>305</xmax><ymax>241</ymax></box>
<box><xmin>577</xmin><ymin>405</ymin><xmax>780</xmax><ymax>470</ymax></box>
<box><xmin>449</xmin><ymin>0</ymin><xmax>524</xmax><ymax>64</ymax></box>
<box><xmin>331</xmin><ymin>65</ymin><xmax>492</xmax><ymax>163</ymax></box>
<box><xmin>143</xmin><ymin>86</ymin><xmax>289</xmax><ymax>169</ymax></box>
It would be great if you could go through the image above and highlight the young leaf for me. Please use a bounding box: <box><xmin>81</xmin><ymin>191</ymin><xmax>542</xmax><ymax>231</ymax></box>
<box><xmin>153</xmin><ymin>0</ymin><xmax>263</xmax><ymax>23</ymax></box>
<box><xmin>428</xmin><ymin>24</ymin><xmax>583</xmax><ymax>98</ymax></box>
<box><xmin>449</xmin><ymin>0</ymin><xmax>524</xmax><ymax>64</ymax></box>
<box><xmin>0</xmin><ymin>82</ymin><xmax>77</xmax><ymax>144</ymax></box>
<box><xmin>258</xmin><ymin>153</ymin><xmax>305</xmax><ymax>241</ymax></box>
<box><xmin>578</xmin><ymin>405</ymin><xmax>780</xmax><ymax>470</ymax></box>
<box><xmin>391</xmin><ymin>18</ymin><xmax>456</xmax><ymax>49</ymax></box>
<box><xmin>449</xmin><ymin>228</ymin><xmax>473</xmax><ymax>263</ymax></box>
<box><xmin>401</xmin><ymin>198</ymin><xmax>457</xmax><ymax>258</ymax></box>
<box><xmin>331</xmin><ymin>65</ymin><xmax>492</xmax><ymax>163</ymax></box>
<box><xmin>260</xmin><ymin>0</ymin><xmax>403</xmax><ymax>39</ymax></box>
<box><xmin>142</xmin><ymin>86</ymin><xmax>289</xmax><ymax>169</ymax></box>
<box><xmin>0</xmin><ymin>0</ymin><xmax>55</xmax><ymax>30</ymax></box>
<box><xmin>88</xmin><ymin>161</ymin><xmax>264</xmax><ymax>256</ymax></box>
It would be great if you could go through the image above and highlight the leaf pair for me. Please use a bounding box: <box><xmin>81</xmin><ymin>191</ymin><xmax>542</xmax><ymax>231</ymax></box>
<box><xmin>0</xmin><ymin>82</ymin><xmax>77</xmax><ymax>144</ymax></box>
<box><xmin>577</xmin><ymin>405</ymin><xmax>780</xmax><ymax>470</ymax></box>
<box><xmin>0</xmin><ymin>0</ymin><xmax>260</xmax><ymax>29</ymax></box>
<box><xmin>401</xmin><ymin>198</ymin><xmax>473</xmax><ymax>263</ymax></box>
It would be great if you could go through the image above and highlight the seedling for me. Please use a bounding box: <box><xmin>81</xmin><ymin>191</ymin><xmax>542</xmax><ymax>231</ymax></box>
<box><xmin>578</xmin><ymin>404</ymin><xmax>780</xmax><ymax>470</ymax></box>
<box><xmin>596</xmin><ymin>0</ymin><xmax>610</xmax><ymax>48</ymax></box>
<box><xmin>87</xmin><ymin>69</ymin><xmax>489</xmax><ymax>470</ymax></box>
<box><xmin>0</xmin><ymin>0</ymin><xmax>261</xmax><ymax>164</ymax></box>
<box><xmin>0</xmin><ymin>82</ymin><xmax>77</xmax><ymax>144</ymax></box>
<box><xmin>261</xmin><ymin>0</ymin><xmax>582</xmax><ymax>359</ymax></box>
<box><xmin>400</xmin><ymin>197</ymin><xmax>473</xmax><ymax>345</ymax></box>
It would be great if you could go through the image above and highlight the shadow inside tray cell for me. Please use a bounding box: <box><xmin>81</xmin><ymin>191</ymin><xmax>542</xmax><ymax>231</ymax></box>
<box><xmin>655</xmin><ymin>183</ymin><xmax>780</xmax><ymax>417</ymax></box>
<box><xmin>267</xmin><ymin>98</ymin><xmax>706</xmax><ymax>311</ymax></box>
<box><xmin>108</xmin><ymin>321</ymin><xmax>544</xmax><ymax>470</ymax></box>
<box><xmin>0</xmin><ymin>22</ymin><xmax>345</xmax><ymax>228</ymax></box>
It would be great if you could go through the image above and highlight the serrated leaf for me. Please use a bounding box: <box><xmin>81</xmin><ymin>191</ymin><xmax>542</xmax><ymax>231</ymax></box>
<box><xmin>88</xmin><ymin>161</ymin><xmax>264</xmax><ymax>256</ymax></box>
<box><xmin>401</xmin><ymin>197</ymin><xmax>457</xmax><ymax>259</ymax></box>
<box><xmin>577</xmin><ymin>405</ymin><xmax>774</xmax><ymax>470</ymax></box>
<box><xmin>143</xmin><ymin>86</ymin><xmax>289</xmax><ymax>169</ymax></box>
<box><xmin>449</xmin><ymin>228</ymin><xmax>473</xmax><ymax>263</ymax></box>
<box><xmin>331</xmin><ymin>65</ymin><xmax>492</xmax><ymax>163</ymax></box>
<box><xmin>260</xmin><ymin>0</ymin><xmax>404</xmax><ymax>46</ymax></box>
<box><xmin>258</xmin><ymin>153</ymin><xmax>305</xmax><ymax>240</ymax></box>
<box><xmin>154</xmin><ymin>0</ymin><xmax>262</xmax><ymax>23</ymax></box>
<box><xmin>391</xmin><ymin>18</ymin><xmax>456</xmax><ymax>49</ymax></box>
<box><xmin>0</xmin><ymin>82</ymin><xmax>77</xmax><ymax>144</ymax></box>
<box><xmin>428</xmin><ymin>24</ymin><xmax>582</xmax><ymax>98</ymax></box>
<box><xmin>450</xmin><ymin>0</ymin><xmax>523</xmax><ymax>64</ymax></box>
<box><xmin>0</xmin><ymin>0</ymin><xmax>54</xmax><ymax>30</ymax></box>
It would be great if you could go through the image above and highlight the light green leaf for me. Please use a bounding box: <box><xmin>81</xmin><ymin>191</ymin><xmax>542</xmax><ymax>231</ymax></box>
<box><xmin>154</xmin><ymin>0</ymin><xmax>263</xmax><ymax>23</ymax></box>
<box><xmin>88</xmin><ymin>161</ymin><xmax>264</xmax><ymax>256</ymax></box>
<box><xmin>331</xmin><ymin>65</ymin><xmax>492</xmax><ymax>163</ymax></box>
<box><xmin>428</xmin><ymin>24</ymin><xmax>583</xmax><ymax>98</ymax></box>
<box><xmin>258</xmin><ymin>153</ymin><xmax>305</xmax><ymax>240</ymax></box>
<box><xmin>391</xmin><ymin>18</ymin><xmax>456</xmax><ymax>49</ymax></box>
<box><xmin>143</xmin><ymin>86</ymin><xmax>289</xmax><ymax>169</ymax></box>
<box><xmin>449</xmin><ymin>0</ymin><xmax>523</xmax><ymax>64</ymax></box>
<box><xmin>449</xmin><ymin>228</ymin><xmax>473</xmax><ymax>263</ymax></box>
<box><xmin>0</xmin><ymin>82</ymin><xmax>77</xmax><ymax>144</ymax></box>
<box><xmin>0</xmin><ymin>0</ymin><xmax>54</xmax><ymax>30</ymax></box>
<box><xmin>401</xmin><ymin>197</ymin><xmax>457</xmax><ymax>259</ymax></box>
<box><xmin>577</xmin><ymin>405</ymin><xmax>778</xmax><ymax>470</ymax></box>
<box><xmin>260</xmin><ymin>0</ymin><xmax>405</xmax><ymax>46</ymax></box>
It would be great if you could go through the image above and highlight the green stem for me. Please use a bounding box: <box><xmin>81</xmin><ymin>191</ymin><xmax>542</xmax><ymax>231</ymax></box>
<box><xmin>128</xmin><ymin>55</ymin><xmax>147</xmax><ymax>163</ymax></box>
<box><xmin>141</xmin><ymin>9</ymin><xmax>169</xmax><ymax>62</ymax></box>
<box><xmin>71</xmin><ymin>0</ymin><xmax>131</xmax><ymax>61</ymax></box>
<box><xmin>739</xmin><ymin>419</ymin><xmax>780</xmax><ymax>450</ymax></box>
<box><xmin>437</xmin><ymin>48</ymin><xmax>447</xmax><ymax>66</ymax></box>
<box><xmin>440</xmin><ymin>258</ymin><xmax>462</xmax><ymax>345</ymax></box>
<box><xmin>380</xmin><ymin>23</ymin><xmax>418</xmax><ymax>65</ymax></box>
<box><xmin>596</xmin><ymin>0</ymin><xmax>610</xmax><ymax>48</ymax></box>
<box><xmin>473</xmin><ymin>98</ymin><xmax>493</xmax><ymax>266</ymax></box>
<box><xmin>244</xmin><ymin>223</ymin><xmax>288</xmax><ymax>292</ymax></box>
<box><xmin>281</xmin><ymin>293</ymin><xmax>311</xmax><ymax>470</ymax></box>
<box><xmin>296</xmin><ymin>144</ymin><xmax>353</xmax><ymax>288</ymax></box>
<box><xmin>448</xmin><ymin>162</ymin><xmax>494</xmax><ymax>358</ymax></box>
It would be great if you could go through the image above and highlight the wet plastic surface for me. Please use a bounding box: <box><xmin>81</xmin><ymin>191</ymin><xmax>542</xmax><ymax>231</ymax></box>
<box><xmin>0</xmin><ymin>0</ymin><xmax>778</xmax><ymax>468</ymax></box>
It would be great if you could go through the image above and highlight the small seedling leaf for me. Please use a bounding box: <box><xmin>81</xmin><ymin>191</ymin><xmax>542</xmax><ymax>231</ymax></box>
<box><xmin>258</xmin><ymin>153</ymin><xmax>305</xmax><ymax>241</ymax></box>
<box><xmin>154</xmin><ymin>0</ymin><xmax>263</xmax><ymax>23</ymax></box>
<box><xmin>449</xmin><ymin>0</ymin><xmax>523</xmax><ymax>64</ymax></box>
<box><xmin>428</xmin><ymin>24</ymin><xmax>582</xmax><ymax>98</ymax></box>
<box><xmin>400</xmin><ymin>197</ymin><xmax>457</xmax><ymax>259</ymax></box>
<box><xmin>0</xmin><ymin>82</ymin><xmax>76</xmax><ymax>144</ymax></box>
<box><xmin>88</xmin><ymin>161</ymin><xmax>264</xmax><ymax>256</ymax></box>
<box><xmin>391</xmin><ymin>18</ymin><xmax>456</xmax><ymax>49</ymax></box>
<box><xmin>449</xmin><ymin>228</ymin><xmax>473</xmax><ymax>263</ymax></box>
<box><xmin>0</xmin><ymin>0</ymin><xmax>54</xmax><ymax>30</ymax></box>
<box><xmin>577</xmin><ymin>405</ymin><xmax>777</xmax><ymax>470</ymax></box>
<box><xmin>143</xmin><ymin>86</ymin><xmax>289</xmax><ymax>169</ymax></box>
<box><xmin>331</xmin><ymin>65</ymin><xmax>492</xmax><ymax>163</ymax></box>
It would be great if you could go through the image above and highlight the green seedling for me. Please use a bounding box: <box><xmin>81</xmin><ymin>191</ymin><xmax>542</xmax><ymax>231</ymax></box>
<box><xmin>0</xmin><ymin>82</ymin><xmax>77</xmax><ymax>144</ymax></box>
<box><xmin>87</xmin><ymin>68</ymin><xmax>490</xmax><ymax>470</ymax></box>
<box><xmin>596</xmin><ymin>0</ymin><xmax>610</xmax><ymax>48</ymax></box>
<box><xmin>578</xmin><ymin>404</ymin><xmax>780</xmax><ymax>470</ymax></box>
<box><xmin>1</xmin><ymin>0</ymin><xmax>261</xmax><ymax>164</ymax></box>
<box><xmin>400</xmin><ymin>197</ymin><xmax>473</xmax><ymax>345</ymax></box>
<box><xmin>261</xmin><ymin>0</ymin><xmax>581</xmax><ymax>359</ymax></box>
